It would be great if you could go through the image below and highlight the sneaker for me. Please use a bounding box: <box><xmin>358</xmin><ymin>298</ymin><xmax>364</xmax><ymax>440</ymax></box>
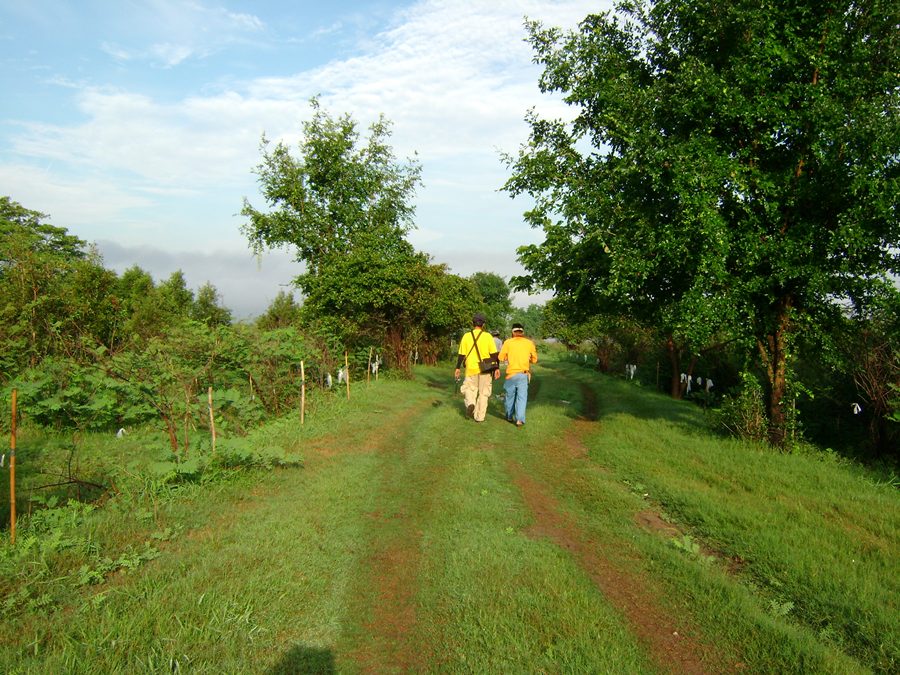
<box><xmin>516</xmin><ymin>421</ymin><xmax>524</xmax><ymax>427</ymax></box>
<box><xmin>466</xmin><ymin>404</ymin><xmax>475</xmax><ymax>418</ymax></box>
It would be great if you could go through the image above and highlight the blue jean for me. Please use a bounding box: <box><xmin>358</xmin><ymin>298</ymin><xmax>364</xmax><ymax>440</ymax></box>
<box><xmin>504</xmin><ymin>373</ymin><xmax>529</xmax><ymax>424</ymax></box>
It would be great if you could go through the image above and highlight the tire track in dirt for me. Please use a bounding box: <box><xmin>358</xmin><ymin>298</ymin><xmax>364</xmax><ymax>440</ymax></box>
<box><xmin>507</xmin><ymin>380</ymin><xmax>718</xmax><ymax>675</ymax></box>
<box><xmin>344</xmin><ymin>396</ymin><xmax>442</xmax><ymax>673</ymax></box>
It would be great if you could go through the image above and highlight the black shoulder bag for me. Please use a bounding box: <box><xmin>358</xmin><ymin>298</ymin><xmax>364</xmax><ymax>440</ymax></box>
<box><xmin>470</xmin><ymin>330</ymin><xmax>497</xmax><ymax>374</ymax></box>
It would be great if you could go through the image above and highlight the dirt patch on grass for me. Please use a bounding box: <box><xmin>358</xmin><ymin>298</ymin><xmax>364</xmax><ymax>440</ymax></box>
<box><xmin>634</xmin><ymin>510</ymin><xmax>747</xmax><ymax>575</ymax></box>
<box><xmin>352</xmin><ymin>546</ymin><xmax>424</xmax><ymax>673</ymax></box>
<box><xmin>635</xmin><ymin>509</ymin><xmax>683</xmax><ymax>538</ymax></box>
<box><xmin>509</xmin><ymin>463</ymin><xmax>715</xmax><ymax>674</ymax></box>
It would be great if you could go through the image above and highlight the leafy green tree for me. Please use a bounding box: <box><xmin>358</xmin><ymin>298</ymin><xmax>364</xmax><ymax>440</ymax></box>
<box><xmin>0</xmin><ymin>197</ymin><xmax>107</xmax><ymax>374</ymax></box>
<box><xmin>504</xmin><ymin>1</ymin><xmax>899</xmax><ymax>445</ymax></box>
<box><xmin>0</xmin><ymin>197</ymin><xmax>86</xmax><ymax>264</ymax></box>
<box><xmin>116</xmin><ymin>266</ymin><xmax>155</xmax><ymax>315</ymax></box>
<box><xmin>192</xmin><ymin>282</ymin><xmax>232</xmax><ymax>328</ymax></box>
<box><xmin>56</xmin><ymin>248</ymin><xmax>122</xmax><ymax>357</ymax></box>
<box><xmin>257</xmin><ymin>290</ymin><xmax>302</xmax><ymax>330</ymax></box>
<box><xmin>416</xmin><ymin>266</ymin><xmax>480</xmax><ymax>365</ymax></box>
<box><xmin>125</xmin><ymin>271</ymin><xmax>196</xmax><ymax>343</ymax></box>
<box><xmin>469</xmin><ymin>272</ymin><xmax>513</xmax><ymax>334</ymax></box>
<box><xmin>106</xmin><ymin>319</ymin><xmax>217</xmax><ymax>456</ymax></box>
<box><xmin>300</xmin><ymin>239</ymin><xmax>468</xmax><ymax>372</ymax></box>
<box><xmin>241</xmin><ymin>100</ymin><xmax>427</xmax><ymax>372</ymax></box>
<box><xmin>508</xmin><ymin>304</ymin><xmax>545</xmax><ymax>340</ymax></box>
<box><xmin>241</xmin><ymin>98</ymin><xmax>422</xmax><ymax>278</ymax></box>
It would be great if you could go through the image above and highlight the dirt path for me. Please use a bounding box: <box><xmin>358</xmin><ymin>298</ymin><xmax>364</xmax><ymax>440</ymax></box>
<box><xmin>331</xmin><ymin>373</ymin><xmax>722</xmax><ymax>673</ymax></box>
<box><xmin>341</xmin><ymin>397</ymin><xmax>443</xmax><ymax>673</ymax></box>
<box><xmin>506</xmin><ymin>379</ymin><xmax>718</xmax><ymax>674</ymax></box>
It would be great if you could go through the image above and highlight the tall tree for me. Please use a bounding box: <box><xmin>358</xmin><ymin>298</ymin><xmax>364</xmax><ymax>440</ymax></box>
<box><xmin>241</xmin><ymin>98</ymin><xmax>422</xmax><ymax>280</ymax></box>
<box><xmin>0</xmin><ymin>197</ymin><xmax>91</xmax><ymax>372</ymax></box>
<box><xmin>192</xmin><ymin>282</ymin><xmax>232</xmax><ymax>328</ymax></box>
<box><xmin>469</xmin><ymin>272</ymin><xmax>513</xmax><ymax>334</ymax></box>
<box><xmin>241</xmin><ymin>100</ymin><xmax>428</xmax><ymax>372</ymax></box>
<box><xmin>504</xmin><ymin>0</ymin><xmax>899</xmax><ymax>445</ymax></box>
<box><xmin>257</xmin><ymin>290</ymin><xmax>302</xmax><ymax>330</ymax></box>
<box><xmin>509</xmin><ymin>304</ymin><xmax>546</xmax><ymax>340</ymax></box>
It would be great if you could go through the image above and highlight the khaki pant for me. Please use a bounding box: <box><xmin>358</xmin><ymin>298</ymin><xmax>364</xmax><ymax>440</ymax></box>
<box><xmin>460</xmin><ymin>373</ymin><xmax>493</xmax><ymax>422</ymax></box>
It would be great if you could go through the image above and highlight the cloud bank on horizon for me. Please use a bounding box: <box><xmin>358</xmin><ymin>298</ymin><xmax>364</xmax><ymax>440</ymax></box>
<box><xmin>0</xmin><ymin>0</ymin><xmax>613</xmax><ymax>317</ymax></box>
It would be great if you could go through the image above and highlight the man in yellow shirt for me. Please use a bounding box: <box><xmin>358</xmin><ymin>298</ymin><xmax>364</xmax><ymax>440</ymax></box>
<box><xmin>499</xmin><ymin>323</ymin><xmax>538</xmax><ymax>427</ymax></box>
<box><xmin>454</xmin><ymin>313</ymin><xmax>500</xmax><ymax>422</ymax></box>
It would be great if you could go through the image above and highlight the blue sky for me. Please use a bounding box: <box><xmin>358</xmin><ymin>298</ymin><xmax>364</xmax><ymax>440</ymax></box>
<box><xmin>1</xmin><ymin>0</ymin><xmax>611</xmax><ymax>317</ymax></box>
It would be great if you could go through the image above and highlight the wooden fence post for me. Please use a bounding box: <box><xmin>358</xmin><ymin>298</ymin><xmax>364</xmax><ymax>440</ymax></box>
<box><xmin>300</xmin><ymin>360</ymin><xmax>306</xmax><ymax>425</ymax></box>
<box><xmin>207</xmin><ymin>386</ymin><xmax>216</xmax><ymax>457</ymax></box>
<box><xmin>9</xmin><ymin>389</ymin><xmax>17</xmax><ymax>545</ymax></box>
<box><xmin>345</xmin><ymin>351</ymin><xmax>351</xmax><ymax>400</ymax></box>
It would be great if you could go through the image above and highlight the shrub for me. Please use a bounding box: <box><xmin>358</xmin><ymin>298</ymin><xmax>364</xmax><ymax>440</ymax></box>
<box><xmin>714</xmin><ymin>371</ymin><xmax>767</xmax><ymax>442</ymax></box>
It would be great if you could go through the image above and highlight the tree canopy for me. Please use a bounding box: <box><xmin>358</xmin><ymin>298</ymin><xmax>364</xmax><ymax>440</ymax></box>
<box><xmin>504</xmin><ymin>0</ymin><xmax>899</xmax><ymax>444</ymax></box>
<box><xmin>468</xmin><ymin>272</ymin><xmax>513</xmax><ymax>334</ymax></box>
<box><xmin>241</xmin><ymin>101</ymin><xmax>476</xmax><ymax>373</ymax></box>
<box><xmin>241</xmin><ymin>98</ymin><xmax>422</xmax><ymax>279</ymax></box>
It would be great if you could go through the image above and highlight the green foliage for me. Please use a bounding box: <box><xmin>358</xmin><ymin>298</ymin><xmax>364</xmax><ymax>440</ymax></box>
<box><xmin>468</xmin><ymin>271</ymin><xmax>513</xmax><ymax>333</ymax></box>
<box><xmin>240</xmin><ymin>100</ymin><xmax>478</xmax><ymax>373</ymax></box>
<box><xmin>192</xmin><ymin>281</ymin><xmax>232</xmax><ymax>327</ymax></box>
<box><xmin>241</xmin><ymin>98</ymin><xmax>422</xmax><ymax>271</ymax></box>
<box><xmin>0</xmin><ymin>196</ymin><xmax>86</xmax><ymax>262</ymax></box>
<box><xmin>0</xmin><ymin>496</ymin><xmax>159</xmax><ymax>619</ymax></box>
<box><xmin>11</xmin><ymin>357</ymin><xmax>148</xmax><ymax>430</ymax></box>
<box><xmin>505</xmin><ymin>0</ymin><xmax>900</xmax><ymax>444</ymax></box>
<box><xmin>212</xmin><ymin>437</ymin><xmax>302</xmax><ymax>470</ymax></box>
<box><xmin>256</xmin><ymin>290</ymin><xmax>302</xmax><ymax>329</ymax></box>
<box><xmin>714</xmin><ymin>371</ymin><xmax>768</xmax><ymax>442</ymax></box>
<box><xmin>0</xmin><ymin>200</ymin><xmax>122</xmax><ymax>377</ymax></box>
<box><xmin>509</xmin><ymin>303</ymin><xmax>545</xmax><ymax>339</ymax></box>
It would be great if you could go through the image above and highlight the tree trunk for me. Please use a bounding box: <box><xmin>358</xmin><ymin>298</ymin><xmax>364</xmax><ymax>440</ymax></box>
<box><xmin>666</xmin><ymin>335</ymin><xmax>682</xmax><ymax>399</ymax></box>
<box><xmin>163</xmin><ymin>414</ymin><xmax>179</xmax><ymax>454</ymax></box>
<box><xmin>386</xmin><ymin>326</ymin><xmax>409</xmax><ymax>375</ymax></box>
<box><xmin>758</xmin><ymin>296</ymin><xmax>793</xmax><ymax>447</ymax></box>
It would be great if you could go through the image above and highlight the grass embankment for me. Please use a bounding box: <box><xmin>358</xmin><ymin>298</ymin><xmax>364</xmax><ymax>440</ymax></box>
<box><xmin>1</xmin><ymin>354</ymin><xmax>897</xmax><ymax>673</ymax></box>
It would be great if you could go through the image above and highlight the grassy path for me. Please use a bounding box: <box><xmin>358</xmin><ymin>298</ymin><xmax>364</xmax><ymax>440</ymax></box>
<box><xmin>3</xmin><ymin>359</ymin><xmax>897</xmax><ymax>673</ymax></box>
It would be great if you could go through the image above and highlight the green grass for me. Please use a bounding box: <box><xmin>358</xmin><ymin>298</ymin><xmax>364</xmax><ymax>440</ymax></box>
<box><xmin>1</xmin><ymin>354</ymin><xmax>897</xmax><ymax>673</ymax></box>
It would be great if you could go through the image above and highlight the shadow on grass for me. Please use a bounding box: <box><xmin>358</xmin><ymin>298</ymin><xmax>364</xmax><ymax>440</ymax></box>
<box><xmin>417</xmin><ymin>366</ymin><xmax>477</xmax><ymax>420</ymax></box>
<box><xmin>267</xmin><ymin>644</ymin><xmax>335</xmax><ymax>674</ymax></box>
<box><xmin>414</xmin><ymin>361</ymin><xmax>706</xmax><ymax>433</ymax></box>
<box><xmin>541</xmin><ymin>361</ymin><xmax>709</xmax><ymax>435</ymax></box>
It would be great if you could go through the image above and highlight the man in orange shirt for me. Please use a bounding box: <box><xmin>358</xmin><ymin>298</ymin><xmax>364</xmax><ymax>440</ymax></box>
<box><xmin>499</xmin><ymin>323</ymin><xmax>538</xmax><ymax>427</ymax></box>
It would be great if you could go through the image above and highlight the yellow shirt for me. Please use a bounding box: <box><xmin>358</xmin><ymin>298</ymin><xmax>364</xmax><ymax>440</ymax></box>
<box><xmin>499</xmin><ymin>336</ymin><xmax>538</xmax><ymax>378</ymax></box>
<box><xmin>458</xmin><ymin>328</ymin><xmax>497</xmax><ymax>377</ymax></box>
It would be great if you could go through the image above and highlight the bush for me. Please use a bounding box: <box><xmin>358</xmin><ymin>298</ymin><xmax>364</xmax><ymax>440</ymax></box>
<box><xmin>714</xmin><ymin>371</ymin><xmax>767</xmax><ymax>442</ymax></box>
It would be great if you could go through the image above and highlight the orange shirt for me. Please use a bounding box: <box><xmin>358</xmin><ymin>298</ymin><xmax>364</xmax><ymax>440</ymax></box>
<box><xmin>499</xmin><ymin>336</ymin><xmax>537</xmax><ymax>378</ymax></box>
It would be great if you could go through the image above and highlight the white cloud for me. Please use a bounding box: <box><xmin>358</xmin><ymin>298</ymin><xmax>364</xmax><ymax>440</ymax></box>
<box><xmin>149</xmin><ymin>42</ymin><xmax>195</xmax><ymax>67</ymax></box>
<box><xmin>0</xmin><ymin>163</ymin><xmax>152</xmax><ymax>233</ymax></box>
<box><xmin>96</xmin><ymin>0</ymin><xmax>265</xmax><ymax>67</ymax></box>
